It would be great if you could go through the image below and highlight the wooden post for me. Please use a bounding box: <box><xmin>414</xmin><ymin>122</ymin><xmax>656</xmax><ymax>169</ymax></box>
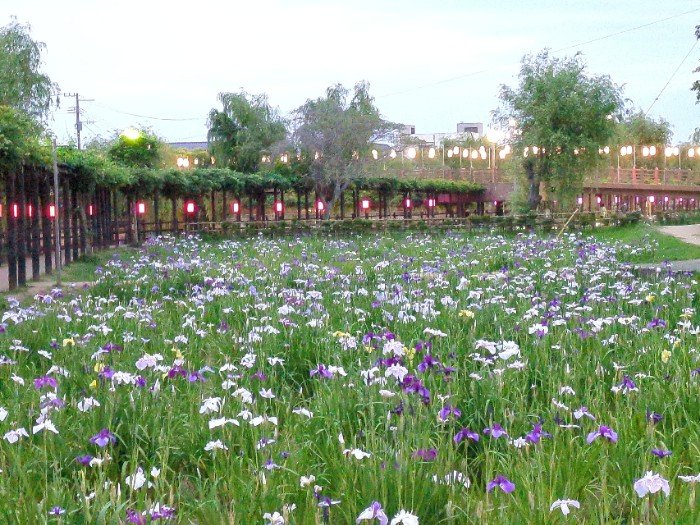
<box><xmin>154</xmin><ymin>189</ymin><xmax>160</xmax><ymax>236</ymax></box>
<box><xmin>39</xmin><ymin>170</ymin><xmax>52</xmax><ymax>274</ymax></box>
<box><xmin>171</xmin><ymin>196</ymin><xmax>178</xmax><ymax>234</ymax></box>
<box><xmin>29</xmin><ymin>168</ymin><xmax>41</xmax><ymax>280</ymax></box>
<box><xmin>17</xmin><ymin>165</ymin><xmax>27</xmax><ymax>286</ymax></box>
<box><xmin>6</xmin><ymin>171</ymin><xmax>17</xmax><ymax>290</ymax></box>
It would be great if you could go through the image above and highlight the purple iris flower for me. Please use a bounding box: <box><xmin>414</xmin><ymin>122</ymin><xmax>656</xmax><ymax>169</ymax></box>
<box><xmin>617</xmin><ymin>375</ymin><xmax>638</xmax><ymax>391</ymax></box>
<box><xmin>251</xmin><ymin>371</ymin><xmax>267</xmax><ymax>381</ymax></box>
<box><xmin>437</xmin><ymin>404</ymin><xmax>461</xmax><ymax>423</ymax></box>
<box><xmin>264</xmin><ymin>457</ymin><xmax>280</xmax><ymax>470</ymax></box>
<box><xmin>411</xmin><ymin>448</ymin><xmax>438</xmax><ymax>461</ymax></box>
<box><xmin>417</xmin><ymin>354</ymin><xmax>441</xmax><ymax>373</ymax></box>
<box><xmin>487</xmin><ymin>475</ymin><xmax>515</xmax><ymax>493</ymax></box>
<box><xmin>150</xmin><ymin>505</ymin><xmax>176</xmax><ymax>519</ymax></box>
<box><xmin>89</xmin><ymin>428</ymin><xmax>116</xmax><ymax>448</ymax></box>
<box><xmin>587</xmin><ymin>425</ymin><xmax>618</xmax><ymax>444</ymax></box>
<box><xmin>400</xmin><ymin>375</ymin><xmax>431</xmax><ymax>404</ymax></box>
<box><xmin>356</xmin><ymin>501</ymin><xmax>388</xmax><ymax>525</ymax></box>
<box><xmin>167</xmin><ymin>365</ymin><xmax>187</xmax><ymax>378</ymax></box>
<box><xmin>414</xmin><ymin>340</ymin><xmax>432</xmax><ymax>353</ymax></box>
<box><xmin>101</xmin><ymin>342</ymin><xmax>123</xmax><ymax>352</ymax></box>
<box><xmin>48</xmin><ymin>506</ymin><xmax>66</xmax><ymax>516</ymax></box>
<box><xmin>651</xmin><ymin>448</ymin><xmax>672</xmax><ymax>458</ymax></box>
<box><xmin>454</xmin><ymin>427</ymin><xmax>480</xmax><ymax>444</ymax></box>
<box><xmin>98</xmin><ymin>366</ymin><xmax>115</xmax><ymax>380</ymax></box>
<box><xmin>646</xmin><ymin>408</ymin><xmax>664</xmax><ymax>423</ymax></box>
<box><xmin>525</xmin><ymin>423</ymin><xmax>552</xmax><ymax>443</ymax></box>
<box><xmin>40</xmin><ymin>397</ymin><xmax>65</xmax><ymax>410</ymax></box>
<box><xmin>126</xmin><ymin>509</ymin><xmax>147</xmax><ymax>524</ymax></box>
<box><xmin>186</xmin><ymin>371</ymin><xmax>205</xmax><ymax>383</ymax></box>
<box><xmin>310</xmin><ymin>364</ymin><xmax>333</xmax><ymax>379</ymax></box>
<box><xmin>75</xmin><ymin>454</ymin><xmax>93</xmax><ymax>465</ymax></box>
<box><xmin>484</xmin><ymin>423</ymin><xmax>508</xmax><ymax>439</ymax></box>
<box><xmin>34</xmin><ymin>375</ymin><xmax>58</xmax><ymax>390</ymax></box>
<box><xmin>647</xmin><ymin>318</ymin><xmax>667</xmax><ymax>329</ymax></box>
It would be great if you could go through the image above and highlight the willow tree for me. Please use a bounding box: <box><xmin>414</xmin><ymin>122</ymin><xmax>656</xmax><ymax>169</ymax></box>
<box><xmin>291</xmin><ymin>81</ymin><xmax>397</xmax><ymax>219</ymax></box>
<box><xmin>495</xmin><ymin>50</ymin><xmax>623</xmax><ymax>210</ymax></box>
<box><xmin>0</xmin><ymin>17</ymin><xmax>59</xmax><ymax>285</ymax></box>
<box><xmin>207</xmin><ymin>91</ymin><xmax>287</xmax><ymax>173</ymax></box>
<box><xmin>0</xmin><ymin>17</ymin><xmax>59</xmax><ymax>122</ymax></box>
<box><xmin>0</xmin><ymin>106</ymin><xmax>43</xmax><ymax>288</ymax></box>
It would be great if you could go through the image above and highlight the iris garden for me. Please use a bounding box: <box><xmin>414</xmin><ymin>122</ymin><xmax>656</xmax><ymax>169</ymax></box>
<box><xmin>0</xmin><ymin>230</ymin><xmax>699</xmax><ymax>524</ymax></box>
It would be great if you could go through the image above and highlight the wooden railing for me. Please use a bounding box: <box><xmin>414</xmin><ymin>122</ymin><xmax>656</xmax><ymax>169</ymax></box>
<box><xmin>370</xmin><ymin>167</ymin><xmax>700</xmax><ymax>187</ymax></box>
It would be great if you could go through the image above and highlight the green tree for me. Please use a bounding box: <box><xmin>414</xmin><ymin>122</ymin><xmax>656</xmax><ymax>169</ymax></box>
<box><xmin>0</xmin><ymin>105</ymin><xmax>42</xmax><ymax>173</ymax></box>
<box><xmin>615</xmin><ymin>110</ymin><xmax>671</xmax><ymax>146</ymax></box>
<box><xmin>207</xmin><ymin>91</ymin><xmax>287</xmax><ymax>173</ymax></box>
<box><xmin>292</xmin><ymin>81</ymin><xmax>397</xmax><ymax>218</ymax></box>
<box><xmin>0</xmin><ymin>17</ymin><xmax>59</xmax><ymax>123</ymax></box>
<box><xmin>495</xmin><ymin>50</ymin><xmax>623</xmax><ymax>210</ymax></box>
<box><xmin>107</xmin><ymin>128</ymin><xmax>162</xmax><ymax>168</ymax></box>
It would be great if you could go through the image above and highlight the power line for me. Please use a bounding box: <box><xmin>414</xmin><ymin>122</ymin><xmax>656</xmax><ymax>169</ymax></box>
<box><xmin>377</xmin><ymin>7</ymin><xmax>700</xmax><ymax>100</ymax></box>
<box><xmin>63</xmin><ymin>92</ymin><xmax>94</xmax><ymax>149</ymax></box>
<box><xmin>91</xmin><ymin>102</ymin><xmax>205</xmax><ymax>121</ymax></box>
<box><xmin>552</xmin><ymin>7</ymin><xmax>700</xmax><ymax>54</ymax></box>
<box><xmin>646</xmin><ymin>39</ymin><xmax>698</xmax><ymax>114</ymax></box>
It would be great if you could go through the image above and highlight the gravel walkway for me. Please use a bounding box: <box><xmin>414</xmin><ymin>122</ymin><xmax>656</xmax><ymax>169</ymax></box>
<box><xmin>635</xmin><ymin>224</ymin><xmax>700</xmax><ymax>274</ymax></box>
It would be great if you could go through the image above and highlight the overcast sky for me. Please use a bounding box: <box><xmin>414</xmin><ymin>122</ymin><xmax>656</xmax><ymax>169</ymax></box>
<box><xmin>5</xmin><ymin>0</ymin><xmax>700</xmax><ymax>145</ymax></box>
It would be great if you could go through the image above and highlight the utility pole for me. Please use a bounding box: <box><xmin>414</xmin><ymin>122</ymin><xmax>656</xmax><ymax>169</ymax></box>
<box><xmin>64</xmin><ymin>92</ymin><xmax>94</xmax><ymax>150</ymax></box>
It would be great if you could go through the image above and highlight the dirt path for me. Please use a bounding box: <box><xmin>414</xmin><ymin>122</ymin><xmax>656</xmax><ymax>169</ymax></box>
<box><xmin>658</xmin><ymin>224</ymin><xmax>700</xmax><ymax>247</ymax></box>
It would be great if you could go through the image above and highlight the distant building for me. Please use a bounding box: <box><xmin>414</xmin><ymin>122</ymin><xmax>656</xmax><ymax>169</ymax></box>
<box><xmin>168</xmin><ymin>141</ymin><xmax>208</xmax><ymax>150</ymax></box>
<box><xmin>398</xmin><ymin>122</ymin><xmax>484</xmax><ymax>148</ymax></box>
<box><xmin>456</xmin><ymin>122</ymin><xmax>483</xmax><ymax>135</ymax></box>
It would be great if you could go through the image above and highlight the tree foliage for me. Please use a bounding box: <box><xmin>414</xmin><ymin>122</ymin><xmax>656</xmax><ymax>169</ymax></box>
<box><xmin>0</xmin><ymin>104</ymin><xmax>49</xmax><ymax>183</ymax></box>
<box><xmin>615</xmin><ymin>110</ymin><xmax>671</xmax><ymax>146</ymax></box>
<box><xmin>207</xmin><ymin>91</ymin><xmax>287</xmax><ymax>173</ymax></box>
<box><xmin>292</xmin><ymin>81</ymin><xmax>398</xmax><ymax>218</ymax></box>
<box><xmin>107</xmin><ymin>129</ymin><xmax>162</xmax><ymax>169</ymax></box>
<box><xmin>0</xmin><ymin>17</ymin><xmax>59</xmax><ymax>123</ymax></box>
<box><xmin>495</xmin><ymin>50</ymin><xmax>622</xmax><ymax>210</ymax></box>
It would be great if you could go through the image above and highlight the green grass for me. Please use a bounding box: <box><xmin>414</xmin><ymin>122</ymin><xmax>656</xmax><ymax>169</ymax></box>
<box><xmin>59</xmin><ymin>247</ymin><xmax>138</xmax><ymax>283</ymax></box>
<box><xmin>588</xmin><ymin>223</ymin><xmax>700</xmax><ymax>263</ymax></box>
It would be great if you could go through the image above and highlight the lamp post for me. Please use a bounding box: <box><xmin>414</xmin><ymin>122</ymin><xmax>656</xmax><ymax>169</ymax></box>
<box><xmin>51</xmin><ymin>138</ymin><xmax>62</xmax><ymax>285</ymax></box>
<box><xmin>361</xmin><ymin>198</ymin><xmax>370</xmax><ymax>219</ymax></box>
<box><xmin>665</xmin><ymin>146</ymin><xmax>680</xmax><ymax>170</ymax></box>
